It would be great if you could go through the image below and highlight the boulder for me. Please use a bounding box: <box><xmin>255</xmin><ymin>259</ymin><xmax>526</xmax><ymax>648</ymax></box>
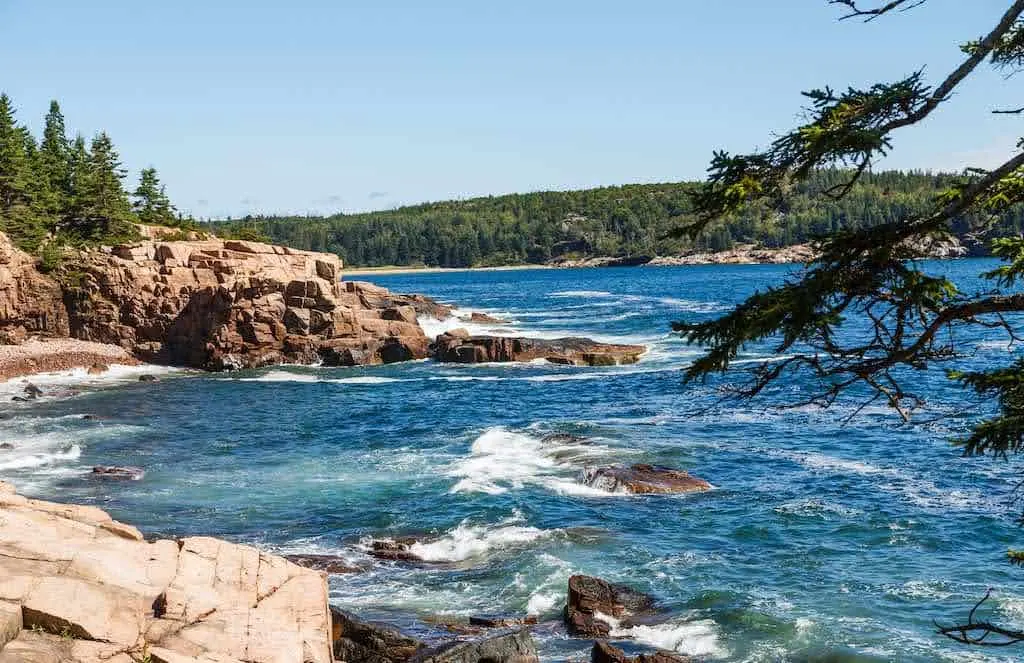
<box><xmin>581</xmin><ymin>465</ymin><xmax>711</xmax><ymax>495</ymax></box>
<box><xmin>591</xmin><ymin>641</ymin><xmax>691</xmax><ymax>663</ymax></box>
<box><xmin>565</xmin><ymin>575</ymin><xmax>657</xmax><ymax>638</ymax></box>
<box><xmin>331</xmin><ymin>606</ymin><xmax>426</xmax><ymax>663</ymax></box>
<box><xmin>432</xmin><ymin>334</ymin><xmax>645</xmax><ymax>366</ymax></box>
<box><xmin>468</xmin><ymin>615</ymin><xmax>538</xmax><ymax>628</ymax></box>
<box><xmin>366</xmin><ymin>538</ymin><xmax>424</xmax><ymax>563</ymax></box>
<box><xmin>410</xmin><ymin>628</ymin><xmax>539</xmax><ymax>663</ymax></box>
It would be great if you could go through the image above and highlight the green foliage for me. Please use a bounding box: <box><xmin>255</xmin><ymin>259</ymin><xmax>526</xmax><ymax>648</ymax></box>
<box><xmin>0</xmin><ymin>92</ymin><xmax>186</xmax><ymax>257</ymax></box>
<box><xmin>209</xmin><ymin>170</ymin><xmax>1022</xmax><ymax>268</ymax></box>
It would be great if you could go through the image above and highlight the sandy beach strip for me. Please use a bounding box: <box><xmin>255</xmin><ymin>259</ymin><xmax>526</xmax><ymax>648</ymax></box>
<box><xmin>0</xmin><ymin>338</ymin><xmax>139</xmax><ymax>382</ymax></box>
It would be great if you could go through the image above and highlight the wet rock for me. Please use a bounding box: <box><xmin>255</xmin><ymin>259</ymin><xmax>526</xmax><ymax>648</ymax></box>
<box><xmin>565</xmin><ymin>575</ymin><xmax>657</xmax><ymax>638</ymax></box>
<box><xmin>464</xmin><ymin>312</ymin><xmax>509</xmax><ymax>325</ymax></box>
<box><xmin>82</xmin><ymin>414</ymin><xmax>104</xmax><ymax>421</ymax></box>
<box><xmin>581</xmin><ymin>465</ymin><xmax>711</xmax><ymax>495</ymax></box>
<box><xmin>411</xmin><ymin>627</ymin><xmax>540</xmax><ymax>663</ymax></box>
<box><xmin>468</xmin><ymin>615</ymin><xmax>539</xmax><ymax>628</ymax></box>
<box><xmin>592</xmin><ymin>641</ymin><xmax>691</xmax><ymax>663</ymax></box>
<box><xmin>86</xmin><ymin>363</ymin><xmax>107</xmax><ymax>375</ymax></box>
<box><xmin>285</xmin><ymin>553</ymin><xmax>364</xmax><ymax>574</ymax></box>
<box><xmin>138</xmin><ymin>374</ymin><xmax>160</xmax><ymax>382</ymax></box>
<box><xmin>331</xmin><ymin>606</ymin><xmax>426</xmax><ymax>663</ymax></box>
<box><xmin>432</xmin><ymin>333</ymin><xmax>645</xmax><ymax>366</ymax></box>
<box><xmin>23</xmin><ymin>383</ymin><xmax>42</xmax><ymax>399</ymax></box>
<box><xmin>0</xmin><ymin>443</ymin><xmax>13</xmax><ymax>450</ymax></box>
<box><xmin>91</xmin><ymin>466</ymin><xmax>145</xmax><ymax>481</ymax></box>
<box><xmin>366</xmin><ymin>537</ymin><xmax>423</xmax><ymax>562</ymax></box>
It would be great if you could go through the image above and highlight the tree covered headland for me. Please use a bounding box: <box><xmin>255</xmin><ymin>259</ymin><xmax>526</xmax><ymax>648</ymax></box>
<box><xmin>209</xmin><ymin>169</ymin><xmax>1024</xmax><ymax>268</ymax></box>
<box><xmin>0</xmin><ymin>93</ymin><xmax>190</xmax><ymax>267</ymax></box>
<box><xmin>675</xmin><ymin>0</ymin><xmax>1024</xmax><ymax>646</ymax></box>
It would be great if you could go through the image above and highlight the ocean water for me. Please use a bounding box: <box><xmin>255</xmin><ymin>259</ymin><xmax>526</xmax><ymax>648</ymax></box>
<box><xmin>2</xmin><ymin>262</ymin><xmax>1023</xmax><ymax>662</ymax></box>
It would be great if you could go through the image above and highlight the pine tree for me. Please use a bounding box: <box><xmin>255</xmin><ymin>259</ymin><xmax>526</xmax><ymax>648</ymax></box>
<box><xmin>69</xmin><ymin>132</ymin><xmax>136</xmax><ymax>241</ymax></box>
<box><xmin>0</xmin><ymin>94</ymin><xmax>45</xmax><ymax>250</ymax></box>
<box><xmin>132</xmin><ymin>167</ymin><xmax>176</xmax><ymax>226</ymax></box>
<box><xmin>37</xmin><ymin>100</ymin><xmax>70</xmax><ymax>216</ymax></box>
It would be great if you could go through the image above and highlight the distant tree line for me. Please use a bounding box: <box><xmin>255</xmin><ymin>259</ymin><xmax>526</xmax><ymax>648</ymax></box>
<box><xmin>0</xmin><ymin>93</ymin><xmax>190</xmax><ymax>267</ymax></box>
<box><xmin>210</xmin><ymin>169</ymin><xmax>1024</xmax><ymax>268</ymax></box>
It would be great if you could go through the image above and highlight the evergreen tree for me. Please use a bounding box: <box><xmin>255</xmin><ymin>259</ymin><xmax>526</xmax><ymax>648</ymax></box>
<box><xmin>69</xmin><ymin>132</ymin><xmax>136</xmax><ymax>241</ymax></box>
<box><xmin>0</xmin><ymin>94</ymin><xmax>44</xmax><ymax>250</ymax></box>
<box><xmin>132</xmin><ymin>167</ymin><xmax>176</xmax><ymax>226</ymax></box>
<box><xmin>37</xmin><ymin>100</ymin><xmax>70</xmax><ymax>216</ymax></box>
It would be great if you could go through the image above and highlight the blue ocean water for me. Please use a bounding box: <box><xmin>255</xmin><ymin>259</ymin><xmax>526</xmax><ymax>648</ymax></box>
<box><xmin>2</xmin><ymin>262</ymin><xmax>1023</xmax><ymax>662</ymax></box>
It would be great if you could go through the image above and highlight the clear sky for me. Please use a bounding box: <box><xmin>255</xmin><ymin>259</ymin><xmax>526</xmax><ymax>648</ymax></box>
<box><xmin>1</xmin><ymin>0</ymin><xmax>1019</xmax><ymax>218</ymax></box>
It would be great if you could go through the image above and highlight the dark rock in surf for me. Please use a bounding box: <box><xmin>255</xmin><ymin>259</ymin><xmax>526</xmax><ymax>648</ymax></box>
<box><xmin>468</xmin><ymin>615</ymin><xmax>539</xmax><ymax>628</ymax></box>
<box><xmin>23</xmin><ymin>383</ymin><xmax>42</xmax><ymax>398</ymax></box>
<box><xmin>565</xmin><ymin>575</ymin><xmax>657</xmax><ymax>638</ymax></box>
<box><xmin>0</xmin><ymin>443</ymin><xmax>13</xmax><ymax>450</ymax></box>
<box><xmin>91</xmin><ymin>465</ymin><xmax>145</xmax><ymax>481</ymax></box>
<box><xmin>581</xmin><ymin>465</ymin><xmax>711</xmax><ymax>495</ymax></box>
<box><xmin>331</xmin><ymin>606</ymin><xmax>426</xmax><ymax>663</ymax></box>
<box><xmin>138</xmin><ymin>374</ymin><xmax>160</xmax><ymax>382</ymax></box>
<box><xmin>592</xmin><ymin>641</ymin><xmax>691</xmax><ymax>663</ymax></box>
<box><xmin>285</xmin><ymin>553</ymin><xmax>364</xmax><ymax>574</ymax></box>
<box><xmin>367</xmin><ymin>537</ymin><xmax>423</xmax><ymax>562</ymax></box>
<box><xmin>432</xmin><ymin>333</ymin><xmax>645</xmax><ymax>366</ymax></box>
<box><xmin>410</xmin><ymin>628</ymin><xmax>540</xmax><ymax>663</ymax></box>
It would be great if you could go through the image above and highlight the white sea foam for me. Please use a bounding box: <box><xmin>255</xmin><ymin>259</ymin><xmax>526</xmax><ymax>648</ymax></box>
<box><xmin>407</xmin><ymin>513</ymin><xmax>557</xmax><ymax>562</ymax></box>
<box><xmin>550</xmin><ymin>290</ymin><xmax>614</xmax><ymax>298</ymax></box>
<box><xmin>240</xmin><ymin>370</ymin><xmax>320</xmax><ymax>383</ymax></box>
<box><xmin>597</xmin><ymin>612</ymin><xmax>728</xmax><ymax>659</ymax></box>
<box><xmin>0</xmin><ymin>363</ymin><xmax>181</xmax><ymax>397</ymax></box>
<box><xmin>0</xmin><ymin>443</ymin><xmax>81</xmax><ymax>471</ymax></box>
<box><xmin>447</xmin><ymin>427</ymin><xmax>622</xmax><ymax>496</ymax></box>
<box><xmin>330</xmin><ymin>376</ymin><xmax>407</xmax><ymax>385</ymax></box>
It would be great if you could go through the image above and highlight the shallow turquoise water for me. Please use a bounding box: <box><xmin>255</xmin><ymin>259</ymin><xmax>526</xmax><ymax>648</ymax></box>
<box><xmin>2</xmin><ymin>262</ymin><xmax>1023</xmax><ymax>661</ymax></box>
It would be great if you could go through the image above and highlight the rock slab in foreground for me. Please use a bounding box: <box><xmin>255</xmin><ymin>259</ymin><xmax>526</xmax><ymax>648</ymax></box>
<box><xmin>0</xmin><ymin>481</ymin><xmax>332</xmax><ymax>663</ymax></box>
<box><xmin>581</xmin><ymin>465</ymin><xmax>711</xmax><ymax>494</ymax></box>
<box><xmin>565</xmin><ymin>575</ymin><xmax>657</xmax><ymax>638</ymax></box>
<box><xmin>432</xmin><ymin>332</ymin><xmax>645</xmax><ymax>366</ymax></box>
<box><xmin>411</xmin><ymin>628</ymin><xmax>539</xmax><ymax>663</ymax></box>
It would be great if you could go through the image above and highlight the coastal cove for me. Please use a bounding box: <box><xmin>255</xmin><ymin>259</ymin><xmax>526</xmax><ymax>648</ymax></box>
<box><xmin>3</xmin><ymin>262</ymin><xmax>1022</xmax><ymax>661</ymax></box>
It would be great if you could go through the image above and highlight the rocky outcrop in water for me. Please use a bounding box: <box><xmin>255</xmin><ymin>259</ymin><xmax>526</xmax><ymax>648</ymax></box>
<box><xmin>581</xmin><ymin>465</ymin><xmax>711</xmax><ymax>495</ymax></box>
<box><xmin>0</xmin><ymin>481</ymin><xmax>333</xmax><ymax>663</ymax></box>
<box><xmin>0</xmin><ymin>232</ymin><xmax>69</xmax><ymax>343</ymax></box>
<box><xmin>411</xmin><ymin>628</ymin><xmax>539</xmax><ymax>663</ymax></box>
<box><xmin>432</xmin><ymin>331</ymin><xmax>645</xmax><ymax>366</ymax></box>
<box><xmin>591</xmin><ymin>641</ymin><xmax>690</xmax><ymax>663</ymax></box>
<box><xmin>62</xmin><ymin>238</ymin><xmax>438</xmax><ymax>370</ymax></box>
<box><xmin>564</xmin><ymin>575</ymin><xmax>657</xmax><ymax>638</ymax></box>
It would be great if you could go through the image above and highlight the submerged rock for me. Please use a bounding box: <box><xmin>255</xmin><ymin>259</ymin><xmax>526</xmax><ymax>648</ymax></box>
<box><xmin>331</xmin><ymin>606</ymin><xmax>426</xmax><ymax>662</ymax></box>
<box><xmin>90</xmin><ymin>465</ymin><xmax>145</xmax><ymax>481</ymax></box>
<box><xmin>138</xmin><ymin>374</ymin><xmax>160</xmax><ymax>382</ymax></box>
<box><xmin>432</xmin><ymin>333</ymin><xmax>645</xmax><ymax>366</ymax></box>
<box><xmin>541</xmin><ymin>433</ymin><xmax>589</xmax><ymax>445</ymax></box>
<box><xmin>410</xmin><ymin>627</ymin><xmax>540</xmax><ymax>663</ymax></box>
<box><xmin>581</xmin><ymin>465</ymin><xmax>711</xmax><ymax>495</ymax></box>
<box><xmin>468</xmin><ymin>615</ymin><xmax>539</xmax><ymax>628</ymax></box>
<box><xmin>86</xmin><ymin>362</ymin><xmax>107</xmax><ymax>375</ymax></box>
<box><xmin>0</xmin><ymin>442</ymin><xmax>13</xmax><ymax>450</ymax></box>
<box><xmin>285</xmin><ymin>553</ymin><xmax>364</xmax><ymax>574</ymax></box>
<box><xmin>565</xmin><ymin>575</ymin><xmax>657</xmax><ymax>638</ymax></box>
<box><xmin>23</xmin><ymin>383</ymin><xmax>42</xmax><ymax>399</ymax></box>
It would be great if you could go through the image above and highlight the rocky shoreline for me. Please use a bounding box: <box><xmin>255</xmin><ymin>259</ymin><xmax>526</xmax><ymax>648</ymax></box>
<box><xmin>0</xmin><ymin>481</ymin><xmax>701</xmax><ymax>662</ymax></box>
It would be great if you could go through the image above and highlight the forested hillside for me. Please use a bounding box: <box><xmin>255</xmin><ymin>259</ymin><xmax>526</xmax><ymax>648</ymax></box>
<box><xmin>210</xmin><ymin>170</ymin><xmax>1024</xmax><ymax>268</ymax></box>
<box><xmin>0</xmin><ymin>93</ymin><xmax>189</xmax><ymax>268</ymax></box>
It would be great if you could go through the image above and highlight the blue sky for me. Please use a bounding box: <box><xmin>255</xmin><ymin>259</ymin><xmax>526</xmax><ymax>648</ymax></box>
<box><xmin>1</xmin><ymin>1</ymin><xmax>1019</xmax><ymax>218</ymax></box>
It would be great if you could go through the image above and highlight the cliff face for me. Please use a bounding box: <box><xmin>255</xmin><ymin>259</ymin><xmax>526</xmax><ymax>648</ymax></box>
<box><xmin>0</xmin><ymin>232</ymin><xmax>69</xmax><ymax>343</ymax></box>
<box><xmin>0</xmin><ymin>481</ymin><xmax>333</xmax><ymax>663</ymax></box>
<box><xmin>63</xmin><ymin>237</ymin><xmax>444</xmax><ymax>371</ymax></box>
